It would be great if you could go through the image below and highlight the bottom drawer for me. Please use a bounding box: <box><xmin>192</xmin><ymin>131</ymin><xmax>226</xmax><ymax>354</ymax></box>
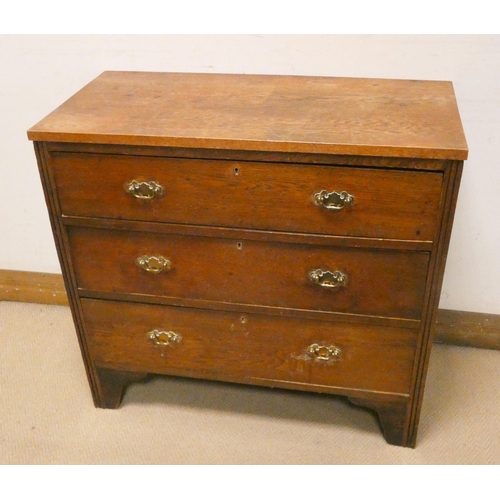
<box><xmin>82</xmin><ymin>299</ymin><xmax>418</xmax><ymax>397</ymax></box>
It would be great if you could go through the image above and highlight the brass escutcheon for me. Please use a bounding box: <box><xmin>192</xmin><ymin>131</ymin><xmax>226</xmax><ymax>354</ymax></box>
<box><xmin>124</xmin><ymin>179</ymin><xmax>164</xmax><ymax>200</ymax></box>
<box><xmin>314</xmin><ymin>189</ymin><xmax>354</xmax><ymax>210</ymax></box>
<box><xmin>136</xmin><ymin>255</ymin><xmax>171</xmax><ymax>274</ymax></box>
<box><xmin>309</xmin><ymin>269</ymin><xmax>348</xmax><ymax>289</ymax></box>
<box><xmin>307</xmin><ymin>343</ymin><xmax>342</xmax><ymax>361</ymax></box>
<box><xmin>148</xmin><ymin>329</ymin><xmax>182</xmax><ymax>346</ymax></box>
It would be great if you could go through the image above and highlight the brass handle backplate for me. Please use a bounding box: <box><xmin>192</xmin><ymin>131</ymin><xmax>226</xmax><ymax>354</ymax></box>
<box><xmin>314</xmin><ymin>190</ymin><xmax>354</xmax><ymax>211</ymax></box>
<box><xmin>307</xmin><ymin>343</ymin><xmax>341</xmax><ymax>361</ymax></box>
<box><xmin>136</xmin><ymin>255</ymin><xmax>171</xmax><ymax>274</ymax></box>
<box><xmin>309</xmin><ymin>269</ymin><xmax>348</xmax><ymax>288</ymax></box>
<box><xmin>125</xmin><ymin>179</ymin><xmax>164</xmax><ymax>200</ymax></box>
<box><xmin>148</xmin><ymin>329</ymin><xmax>182</xmax><ymax>346</ymax></box>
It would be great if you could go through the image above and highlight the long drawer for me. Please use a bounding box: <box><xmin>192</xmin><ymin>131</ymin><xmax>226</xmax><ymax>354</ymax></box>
<box><xmin>68</xmin><ymin>226</ymin><xmax>429</xmax><ymax>320</ymax></box>
<box><xmin>51</xmin><ymin>152</ymin><xmax>443</xmax><ymax>241</ymax></box>
<box><xmin>82</xmin><ymin>299</ymin><xmax>418</xmax><ymax>396</ymax></box>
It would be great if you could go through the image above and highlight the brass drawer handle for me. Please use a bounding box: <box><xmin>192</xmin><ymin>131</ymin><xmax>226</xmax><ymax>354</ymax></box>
<box><xmin>309</xmin><ymin>269</ymin><xmax>348</xmax><ymax>288</ymax></box>
<box><xmin>125</xmin><ymin>179</ymin><xmax>164</xmax><ymax>200</ymax></box>
<box><xmin>136</xmin><ymin>255</ymin><xmax>171</xmax><ymax>274</ymax></box>
<box><xmin>307</xmin><ymin>343</ymin><xmax>341</xmax><ymax>360</ymax></box>
<box><xmin>314</xmin><ymin>190</ymin><xmax>354</xmax><ymax>210</ymax></box>
<box><xmin>148</xmin><ymin>329</ymin><xmax>182</xmax><ymax>346</ymax></box>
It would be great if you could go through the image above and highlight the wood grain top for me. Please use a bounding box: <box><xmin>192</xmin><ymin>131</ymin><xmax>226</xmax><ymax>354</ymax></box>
<box><xmin>28</xmin><ymin>71</ymin><xmax>468</xmax><ymax>160</ymax></box>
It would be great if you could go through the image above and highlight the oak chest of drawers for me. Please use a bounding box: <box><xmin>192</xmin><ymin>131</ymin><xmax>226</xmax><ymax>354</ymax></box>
<box><xmin>28</xmin><ymin>71</ymin><xmax>468</xmax><ymax>447</ymax></box>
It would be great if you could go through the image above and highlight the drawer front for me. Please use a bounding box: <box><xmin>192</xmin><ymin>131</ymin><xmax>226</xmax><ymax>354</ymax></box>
<box><xmin>82</xmin><ymin>299</ymin><xmax>418</xmax><ymax>396</ymax></box>
<box><xmin>51</xmin><ymin>152</ymin><xmax>443</xmax><ymax>241</ymax></box>
<box><xmin>68</xmin><ymin>226</ymin><xmax>429</xmax><ymax>320</ymax></box>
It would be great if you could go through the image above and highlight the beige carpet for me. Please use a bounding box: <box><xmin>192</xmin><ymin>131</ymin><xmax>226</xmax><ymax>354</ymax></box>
<box><xmin>1</xmin><ymin>301</ymin><xmax>499</xmax><ymax>465</ymax></box>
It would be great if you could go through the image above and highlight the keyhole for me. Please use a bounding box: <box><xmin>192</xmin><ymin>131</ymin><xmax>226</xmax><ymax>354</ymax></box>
<box><xmin>234</xmin><ymin>167</ymin><xmax>239</xmax><ymax>176</ymax></box>
<box><xmin>237</xmin><ymin>242</ymin><xmax>243</xmax><ymax>250</ymax></box>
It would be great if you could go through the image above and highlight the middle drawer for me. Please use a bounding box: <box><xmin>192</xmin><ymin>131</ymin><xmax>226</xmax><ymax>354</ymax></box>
<box><xmin>67</xmin><ymin>226</ymin><xmax>429</xmax><ymax>320</ymax></box>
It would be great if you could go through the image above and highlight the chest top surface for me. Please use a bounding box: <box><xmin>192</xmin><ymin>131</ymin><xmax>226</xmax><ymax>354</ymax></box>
<box><xmin>27</xmin><ymin>71</ymin><xmax>468</xmax><ymax>160</ymax></box>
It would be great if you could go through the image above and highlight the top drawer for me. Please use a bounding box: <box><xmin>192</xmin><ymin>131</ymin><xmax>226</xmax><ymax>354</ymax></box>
<box><xmin>50</xmin><ymin>152</ymin><xmax>443</xmax><ymax>241</ymax></box>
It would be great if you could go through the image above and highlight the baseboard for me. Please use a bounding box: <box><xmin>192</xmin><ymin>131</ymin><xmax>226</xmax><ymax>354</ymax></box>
<box><xmin>434</xmin><ymin>309</ymin><xmax>500</xmax><ymax>350</ymax></box>
<box><xmin>1</xmin><ymin>270</ymin><xmax>499</xmax><ymax>350</ymax></box>
<box><xmin>0</xmin><ymin>269</ymin><xmax>68</xmax><ymax>306</ymax></box>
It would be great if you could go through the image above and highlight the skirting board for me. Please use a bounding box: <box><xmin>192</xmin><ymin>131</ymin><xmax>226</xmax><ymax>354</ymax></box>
<box><xmin>1</xmin><ymin>269</ymin><xmax>499</xmax><ymax>351</ymax></box>
<box><xmin>0</xmin><ymin>269</ymin><xmax>69</xmax><ymax>306</ymax></box>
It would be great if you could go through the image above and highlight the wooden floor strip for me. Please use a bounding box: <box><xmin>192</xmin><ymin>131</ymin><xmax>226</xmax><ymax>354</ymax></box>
<box><xmin>1</xmin><ymin>270</ymin><xmax>498</xmax><ymax>350</ymax></box>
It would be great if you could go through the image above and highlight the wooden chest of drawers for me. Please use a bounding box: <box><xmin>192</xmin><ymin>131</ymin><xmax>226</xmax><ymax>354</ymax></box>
<box><xmin>28</xmin><ymin>72</ymin><xmax>467</xmax><ymax>447</ymax></box>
